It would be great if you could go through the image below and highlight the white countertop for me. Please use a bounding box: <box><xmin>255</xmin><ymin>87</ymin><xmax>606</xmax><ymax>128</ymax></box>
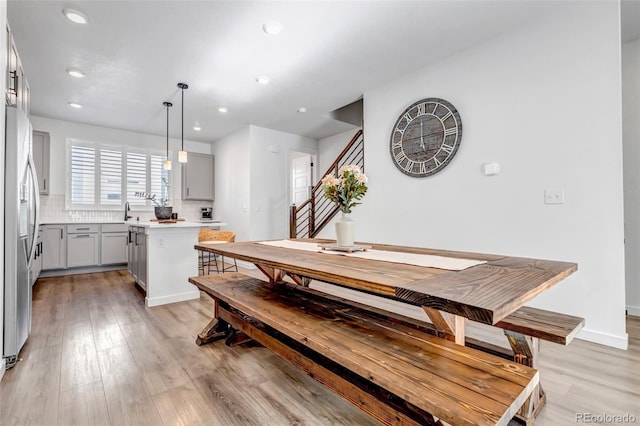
<box><xmin>128</xmin><ymin>221</ymin><xmax>228</xmax><ymax>229</ymax></box>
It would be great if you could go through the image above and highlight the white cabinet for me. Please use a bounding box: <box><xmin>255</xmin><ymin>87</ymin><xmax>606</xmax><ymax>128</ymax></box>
<box><xmin>101</xmin><ymin>223</ymin><xmax>128</xmax><ymax>265</ymax></box>
<box><xmin>32</xmin><ymin>131</ymin><xmax>50</xmax><ymax>194</ymax></box>
<box><xmin>6</xmin><ymin>24</ymin><xmax>30</xmax><ymax>115</ymax></box>
<box><xmin>67</xmin><ymin>224</ymin><xmax>99</xmax><ymax>268</ymax></box>
<box><xmin>42</xmin><ymin>225</ymin><xmax>66</xmax><ymax>270</ymax></box>
<box><xmin>182</xmin><ymin>153</ymin><xmax>215</xmax><ymax>201</ymax></box>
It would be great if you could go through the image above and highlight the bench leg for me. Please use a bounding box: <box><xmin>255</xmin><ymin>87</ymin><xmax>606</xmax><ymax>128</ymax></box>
<box><xmin>504</xmin><ymin>331</ymin><xmax>545</xmax><ymax>424</ymax></box>
<box><xmin>196</xmin><ymin>317</ymin><xmax>230</xmax><ymax>345</ymax></box>
<box><xmin>423</xmin><ymin>308</ymin><xmax>466</xmax><ymax>345</ymax></box>
<box><xmin>196</xmin><ymin>299</ymin><xmax>231</xmax><ymax>345</ymax></box>
<box><xmin>225</xmin><ymin>328</ymin><xmax>254</xmax><ymax>347</ymax></box>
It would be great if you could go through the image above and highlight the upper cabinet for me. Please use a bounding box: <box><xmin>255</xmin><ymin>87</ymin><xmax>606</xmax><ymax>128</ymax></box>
<box><xmin>182</xmin><ymin>152</ymin><xmax>215</xmax><ymax>201</ymax></box>
<box><xmin>32</xmin><ymin>131</ymin><xmax>50</xmax><ymax>194</ymax></box>
<box><xmin>6</xmin><ymin>24</ymin><xmax>30</xmax><ymax>115</ymax></box>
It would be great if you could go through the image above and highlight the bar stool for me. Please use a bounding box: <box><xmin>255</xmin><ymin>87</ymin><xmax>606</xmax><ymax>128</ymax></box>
<box><xmin>197</xmin><ymin>229</ymin><xmax>238</xmax><ymax>274</ymax></box>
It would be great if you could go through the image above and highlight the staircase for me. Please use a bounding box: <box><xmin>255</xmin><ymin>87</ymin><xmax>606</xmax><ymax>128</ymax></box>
<box><xmin>289</xmin><ymin>130</ymin><xmax>364</xmax><ymax>239</ymax></box>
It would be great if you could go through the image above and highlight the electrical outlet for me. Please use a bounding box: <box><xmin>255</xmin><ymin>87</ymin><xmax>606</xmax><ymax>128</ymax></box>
<box><xmin>157</xmin><ymin>238</ymin><xmax>164</xmax><ymax>248</ymax></box>
<box><xmin>544</xmin><ymin>188</ymin><xmax>565</xmax><ymax>204</ymax></box>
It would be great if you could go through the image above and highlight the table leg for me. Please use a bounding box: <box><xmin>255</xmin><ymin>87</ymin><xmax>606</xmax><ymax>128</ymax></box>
<box><xmin>288</xmin><ymin>273</ymin><xmax>311</xmax><ymax>287</ymax></box>
<box><xmin>423</xmin><ymin>308</ymin><xmax>466</xmax><ymax>345</ymax></box>
<box><xmin>256</xmin><ymin>264</ymin><xmax>285</xmax><ymax>284</ymax></box>
<box><xmin>504</xmin><ymin>331</ymin><xmax>545</xmax><ymax>424</ymax></box>
<box><xmin>195</xmin><ymin>300</ymin><xmax>231</xmax><ymax>346</ymax></box>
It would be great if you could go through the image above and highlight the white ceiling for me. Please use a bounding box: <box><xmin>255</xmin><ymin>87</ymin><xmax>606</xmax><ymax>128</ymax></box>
<box><xmin>7</xmin><ymin>1</ymin><xmax>637</xmax><ymax>143</ymax></box>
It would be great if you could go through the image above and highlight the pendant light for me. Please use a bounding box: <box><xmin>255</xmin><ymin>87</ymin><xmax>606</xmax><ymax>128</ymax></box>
<box><xmin>163</xmin><ymin>101</ymin><xmax>173</xmax><ymax>170</ymax></box>
<box><xmin>177</xmin><ymin>82</ymin><xmax>188</xmax><ymax>163</ymax></box>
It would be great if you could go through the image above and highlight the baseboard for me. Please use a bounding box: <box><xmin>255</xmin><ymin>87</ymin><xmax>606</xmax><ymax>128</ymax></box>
<box><xmin>40</xmin><ymin>264</ymin><xmax>127</xmax><ymax>278</ymax></box>
<box><xmin>0</xmin><ymin>359</ymin><xmax>5</xmax><ymax>382</ymax></box>
<box><xmin>577</xmin><ymin>327</ymin><xmax>629</xmax><ymax>350</ymax></box>
<box><xmin>145</xmin><ymin>290</ymin><xmax>200</xmax><ymax>307</ymax></box>
<box><xmin>626</xmin><ymin>305</ymin><xmax>640</xmax><ymax>317</ymax></box>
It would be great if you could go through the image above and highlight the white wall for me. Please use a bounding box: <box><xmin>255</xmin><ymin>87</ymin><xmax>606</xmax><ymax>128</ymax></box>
<box><xmin>623</xmin><ymin>38</ymin><xmax>640</xmax><ymax>316</ymax></box>
<box><xmin>30</xmin><ymin>116</ymin><xmax>213</xmax><ymax>222</ymax></box>
<box><xmin>318</xmin><ymin>128</ymin><xmax>360</xmax><ymax>177</ymax></box>
<box><xmin>351</xmin><ymin>2</ymin><xmax>626</xmax><ymax>348</ymax></box>
<box><xmin>249</xmin><ymin>126</ymin><xmax>317</xmax><ymax>241</ymax></box>
<box><xmin>1</xmin><ymin>0</ymin><xmax>8</xmax><ymax>379</ymax></box>
<box><xmin>212</xmin><ymin>126</ymin><xmax>251</xmax><ymax>241</ymax></box>
<box><xmin>212</xmin><ymin>125</ymin><xmax>317</xmax><ymax>242</ymax></box>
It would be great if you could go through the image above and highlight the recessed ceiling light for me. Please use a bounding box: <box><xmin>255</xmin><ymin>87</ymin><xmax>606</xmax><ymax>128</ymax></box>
<box><xmin>62</xmin><ymin>8</ymin><xmax>88</xmax><ymax>24</ymax></box>
<box><xmin>256</xmin><ymin>76</ymin><xmax>270</xmax><ymax>85</ymax></box>
<box><xmin>263</xmin><ymin>21</ymin><xmax>283</xmax><ymax>35</ymax></box>
<box><xmin>193</xmin><ymin>126</ymin><xmax>201</xmax><ymax>131</ymax></box>
<box><xmin>297</xmin><ymin>107</ymin><xmax>307</xmax><ymax>113</ymax></box>
<box><xmin>66</xmin><ymin>68</ymin><xmax>86</xmax><ymax>78</ymax></box>
<box><xmin>68</xmin><ymin>102</ymin><xmax>83</xmax><ymax>109</ymax></box>
<box><xmin>218</xmin><ymin>106</ymin><xmax>228</xmax><ymax>113</ymax></box>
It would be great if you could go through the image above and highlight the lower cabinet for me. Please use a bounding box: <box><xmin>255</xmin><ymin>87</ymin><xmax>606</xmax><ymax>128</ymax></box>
<box><xmin>42</xmin><ymin>225</ymin><xmax>66</xmax><ymax>270</ymax></box>
<box><xmin>67</xmin><ymin>234</ymin><xmax>99</xmax><ymax>268</ymax></box>
<box><xmin>101</xmin><ymin>223</ymin><xmax>129</xmax><ymax>265</ymax></box>
<box><xmin>30</xmin><ymin>228</ymin><xmax>43</xmax><ymax>285</ymax></box>
<box><xmin>128</xmin><ymin>226</ymin><xmax>147</xmax><ymax>290</ymax></box>
<box><xmin>42</xmin><ymin>223</ymin><xmax>129</xmax><ymax>272</ymax></box>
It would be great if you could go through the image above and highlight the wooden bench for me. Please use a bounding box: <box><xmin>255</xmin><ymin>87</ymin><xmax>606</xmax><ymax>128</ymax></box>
<box><xmin>190</xmin><ymin>273</ymin><xmax>539</xmax><ymax>426</ymax></box>
<box><xmin>288</xmin><ymin>275</ymin><xmax>584</xmax><ymax>425</ymax></box>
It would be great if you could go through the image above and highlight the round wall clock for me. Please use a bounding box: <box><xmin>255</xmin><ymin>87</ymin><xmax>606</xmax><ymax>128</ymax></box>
<box><xmin>389</xmin><ymin>98</ymin><xmax>462</xmax><ymax>177</ymax></box>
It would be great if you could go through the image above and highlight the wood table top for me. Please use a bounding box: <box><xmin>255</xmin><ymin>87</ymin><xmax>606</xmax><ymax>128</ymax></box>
<box><xmin>194</xmin><ymin>239</ymin><xmax>577</xmax><ymax>326</ymax></box>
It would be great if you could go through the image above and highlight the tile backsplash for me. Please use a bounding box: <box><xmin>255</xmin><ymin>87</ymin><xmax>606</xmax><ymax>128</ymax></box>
<box><xmin>39</xmin><ymin>194</ymin><xmax>213</xmax><ymax>223</ymax></box>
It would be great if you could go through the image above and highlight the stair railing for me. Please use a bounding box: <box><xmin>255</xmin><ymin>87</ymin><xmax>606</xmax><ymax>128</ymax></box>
<box><xmin>290</xmin><ymin>130</ymin><xmax>364</xmax><ymax>239</ymax></box>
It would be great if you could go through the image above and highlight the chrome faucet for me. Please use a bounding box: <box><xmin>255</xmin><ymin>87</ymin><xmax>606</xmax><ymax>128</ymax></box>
<box><xmin>124</xmin><ymin>201</ymin><xmax>133</xmax><ymax>221</ymax></box>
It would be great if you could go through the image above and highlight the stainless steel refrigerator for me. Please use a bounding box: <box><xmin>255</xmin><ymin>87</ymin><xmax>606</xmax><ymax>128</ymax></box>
<box><xmin>3</xmin><ymin>106</ymin><xmax>40</xmax><ymax>369</ymax></box>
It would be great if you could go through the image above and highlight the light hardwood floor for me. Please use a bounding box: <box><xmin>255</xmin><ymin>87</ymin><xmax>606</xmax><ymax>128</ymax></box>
<box><xmin>1</xmin><ymin>269</ymin><xmax>638</xmax><ymax>426</ymax></box>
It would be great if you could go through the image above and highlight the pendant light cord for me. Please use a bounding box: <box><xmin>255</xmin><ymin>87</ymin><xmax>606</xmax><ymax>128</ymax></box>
<box><xmin>181</xmin><ymin>87</ymin><xmax>184</xmax><ymax>152</ymax></box>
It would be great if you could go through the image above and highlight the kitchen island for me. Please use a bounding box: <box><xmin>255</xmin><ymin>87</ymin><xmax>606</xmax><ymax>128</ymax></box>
<box><xmin>128</xmin><ymin>221</ymin><xmax>226</xmax><ymax>307</ymax></box>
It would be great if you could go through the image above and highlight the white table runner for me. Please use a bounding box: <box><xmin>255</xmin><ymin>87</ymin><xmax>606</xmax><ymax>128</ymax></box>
<box><xmin>257</xmin><ymin>240</ymin><xmax>486</xmax><ymax>271</ymax></box>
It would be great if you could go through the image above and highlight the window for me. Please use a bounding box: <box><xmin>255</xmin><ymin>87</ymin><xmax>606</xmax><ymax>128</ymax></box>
<box><xmin>66</xmin><ymin>139</ymin><xmax>169</xmax><ymax>210</ymax></box>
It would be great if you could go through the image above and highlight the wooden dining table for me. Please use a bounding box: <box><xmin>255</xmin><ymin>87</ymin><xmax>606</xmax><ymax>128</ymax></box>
<box><xmin>193</xmin><ymin>238</ymin><xmax>578</xmax><ymax>345</ymax></box>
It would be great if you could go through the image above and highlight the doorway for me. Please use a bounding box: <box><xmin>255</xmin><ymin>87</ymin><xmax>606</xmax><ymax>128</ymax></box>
<box><xmin>290</xmin><ymin>151</ymin><xmax>316</xmax><ymax>206</ymax></box>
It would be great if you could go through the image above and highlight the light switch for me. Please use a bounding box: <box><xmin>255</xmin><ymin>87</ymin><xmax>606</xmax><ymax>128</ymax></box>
<box><xmin>544</xmin><ymin>188</ymin><xmax>565</xmax><ymax>204</ymax></box>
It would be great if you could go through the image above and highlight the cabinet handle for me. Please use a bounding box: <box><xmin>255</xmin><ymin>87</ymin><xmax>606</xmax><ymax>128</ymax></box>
<box><xmin>43</xmin><ymin>178</ymin><xmax>46</xmax><ymax>191</ymax></box>
<box><xmin>76</xmin><ymin>227</ymin><xmax>90</xmax><ymax>230</ymax></box>
<box><xmin>8</xmin><ymin>70</ymin><xmax>18</xmax><ymax>97</ymax></box>
<box><xmin>187</xmin><ymin>187</ymin><xmax>190</xmax><ymax>196</ymax></box>
<box><xmin>75</xmin><ymin>234</ymin><xmax>91</xmax><ymax>238</ymax></box>
<box><xmin>60</xmin><ymin>229</ymin><xmax>63</xmax><ymax>239</ymax></box>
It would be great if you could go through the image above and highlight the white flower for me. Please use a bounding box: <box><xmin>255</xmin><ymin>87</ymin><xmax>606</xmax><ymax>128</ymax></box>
<box><xmin>338</xmin><ymin>164</ymin><xmax>361</xmax><ymax>175</ymax></box>
<box><xmin>355</xmin><ymin>172</ymin><xmax>368</xmax><ymax>184</ymax></box>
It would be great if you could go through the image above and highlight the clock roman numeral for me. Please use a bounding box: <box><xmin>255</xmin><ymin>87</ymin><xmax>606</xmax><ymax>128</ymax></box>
<box><xmin>403</xmin><ymin>112</ymin><xmax>412</xmax><ymax>123</ymax></box>
<box><xmin>416</xmin><ymin>103</ymin><xmax>426</xmax><ymax>116</ymax></box>
<box><xmin>433</xmin><ymin>157</ymin><xmax>442</xmax><ymax>168</ymax></box>
<box><xmin>440</xmin><ymin>111</ymin><xmax>452</xmax><ymax>121</ymax></box>
<box><xmin>404</xmin><ymin>160</ymin><xmax>415</xmax><ymax>172</ymax></box>
<box><xmin>441</xmin><ymin>143</ymin><xmax>454</xmax><ymax>154</ymax></box>
<box><xmin>395</xmin><ymin>151</ymin><xmax>408</xmax><ymax>163</ymax></box>
<box><xmin>392</xmin><ymin>140</ymin><xmax>402</xmax><ymax>149</ymax></box>
<box><xmin>395</xmin><ymin>128</ymin><xmax>405</xmax><ymax>136</ymax></box>
<box><xmin>444</xmin><ymin>127</ymin><xmax>457</xmax><ymax>136</ymax></box>
<box><xmin>419</xmin><ymin>162</ymin><xmax>427</xmax><ymax>174</ymax></box>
